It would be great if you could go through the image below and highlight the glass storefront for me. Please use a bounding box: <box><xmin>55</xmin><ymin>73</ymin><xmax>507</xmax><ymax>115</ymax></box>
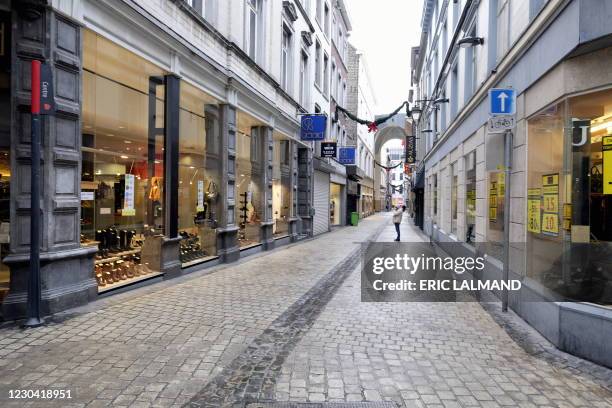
<box><xmin>81</xmin><ymin>30</ymin><xmax>167</xmax><ymax>292</ymax></box>
<box><xmin>272</xmin><ymin>136</ymin><xmax>292</xmax><ymax>238</ymax></box>
<box><xmin>451</xmin><ymin>163</ymin><xmax>458</xmax><ymax>235</ymax></box>
<box><xmin>178</xmin><ymin>82</ymin><xmax>220</xmax><ymax>266</ymax></box>
<box><xmin>0</xmin><ymin>11</ymin><xmax>11</xmax><ymax>304</ymax></box>
<box><xmin>465</xmin><ymin>151</ymin><xmax>476</xmax><ymax>244</ymax></box>
<box><xmin>486</xmin><ymin>169</ymin><xmax>505</xmax><ymax>261</ymax></box>
<box><xmin>0</xmin><ymin>146</ymin><xmax>8</xmax><ymax>303</ymax></box>
<box><xmin>527</xmin><ymin>88</ymin><xmax>612</xmax><ymax>304</ymax></box>
<box><xmin>330</xmin><ymin>183</ymin><xmax>342</xmax><ymax>226</ymax></box>
<box><xmin>236</xmin><ymin>115</ymin><xmax>264</xmax><ymax>248</ymax></box>
<box><xmin>0</xmin><ymin>9</ymin><xmax>9</xmax><ymax>305</ymax></box>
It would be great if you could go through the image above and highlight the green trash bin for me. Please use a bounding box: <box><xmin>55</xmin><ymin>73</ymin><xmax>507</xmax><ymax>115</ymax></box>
<box><xmin>350</xmin><ymin>212</ymin><xmax>359</xmax><ymax>226</ymax></box>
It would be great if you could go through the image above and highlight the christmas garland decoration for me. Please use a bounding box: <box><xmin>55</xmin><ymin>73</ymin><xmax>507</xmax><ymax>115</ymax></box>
<box><xmin>335</xmin><ymin>101</ymin><xmax>408</xmax><ymax>133</ymax></box>
<box><xmin>388</xmin><ymin>183</ymin><xmax>404</xmax><ymax>193</ymax></box>
<box><xmin>374</xmin><ymin>160</ymin><xmax>403</xmax><ymax>171</ymax></box>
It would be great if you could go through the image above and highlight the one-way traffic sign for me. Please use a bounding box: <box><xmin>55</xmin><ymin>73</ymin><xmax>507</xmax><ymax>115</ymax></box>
<box><xmin>489</xmin><ymin>88</ymin><xmax>516</xmax><ymax>115</ymax></box>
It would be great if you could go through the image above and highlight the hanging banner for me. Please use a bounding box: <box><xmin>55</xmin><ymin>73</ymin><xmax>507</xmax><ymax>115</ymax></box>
<box><xmin>405</xmin><ymin>135</ymin><xmax>415</xmax><ymax>164</ymax></box>
<box><xmin>541</xmin><ymin>173</ymin><xmax>559</xmax><ymax>236</ymax></box>
<box><xmin>300</xmin><ymin>115</ymin><xmax>327</xmax><ymax>141</ymax></box>
<box><xmin>338</xmin><ymin>147</ymin><xmax>356</xmax><ymax>165</ymax></box>
<box><xmin>527</xmin><ymin>188</ymin><xmax>541</xmax><ymax>234</ymax></box>
<box><xmin>122</xmin><ymin>174</ymin><xmax>136</xmax><ymax>216</ymax></box>
<box><xmin>321</xmin><ymin>142</ymin><xmax>337</xmax><ymax>158</ymax></box>
<box><xmin>197</xmin><ymin>180</ymin><xmax>205</xmax><ymax>212</ymax></box>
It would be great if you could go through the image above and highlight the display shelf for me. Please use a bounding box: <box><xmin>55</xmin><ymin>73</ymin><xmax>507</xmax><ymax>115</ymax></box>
<box><xmin>97</xmin><ymin>271</ymin><xmax>163</xmax><ymax>294</ymax></box>
<box><xmin>94</xmin><ymin>248</ymin><xmax>142</xmax><ymax>265</ymax></box>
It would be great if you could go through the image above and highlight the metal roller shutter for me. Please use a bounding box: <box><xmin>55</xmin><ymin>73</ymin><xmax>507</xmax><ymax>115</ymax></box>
<box><xmin>313</xmin><ymin>170</ymin><xmax>330</xmax><ymax>236</ymax></box>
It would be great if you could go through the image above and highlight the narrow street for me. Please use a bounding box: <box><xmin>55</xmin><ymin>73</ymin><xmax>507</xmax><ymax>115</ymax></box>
<box><xmin>0</xmin><ymin>214</ymin><xmax>610</xmax><ymax>407</ymax></box>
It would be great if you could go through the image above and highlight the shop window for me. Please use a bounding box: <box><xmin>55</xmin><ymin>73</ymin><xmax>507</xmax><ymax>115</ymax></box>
<box><xmin>0</xmin><ymin>147</ymin><xmax>8</xmax><ymax>304</ymax></box>
<box><xmin>273</xmin><ymin>137</ymin><xmax>292</xmax><ymax>238</ymax></box>
<box><xmin>432</xmin><ymin>174</ymin><xmax>438</xmax><ymax>224</ymax></box>
<box><xmin>465</xmin><ymin>151</ymin><xmax>476</xmax><ymax>244</ymax></box>
<box><xmin>236</xmin><ymin>119</ymin><xmax>263</xmax><ymax>248</ymax></box>
<box><xmin>451</xmin><ymin>162</ymin><xmax>458</xmax><ymax>235</ymax></box>
<box><xmin>330</xmin><ymin>183</ymin><xmax>342</xmax><ymax>226</ymax></box>
<box><xmin>0</xmin><ymin>10</ymin><xmax>10</xmax><ymax>305</ymax></box>
<box><xmin>177</xmin><ymin>81</ymin><xmax>220</xmax><ymax>267</ymax></box>
<box><xmin>81</xmin><ymin>30</ymin><xmax>167</xmax><ymax>292</ymax></box>
<box><xmin>486</xmin><ymin>169</ymin><xmax>505</xmax><ymax>261</ymax></box>
<box><xmin>527</xmin><ymin>88</ymin><xmax>612</xmax><ymax>304</ymax></box>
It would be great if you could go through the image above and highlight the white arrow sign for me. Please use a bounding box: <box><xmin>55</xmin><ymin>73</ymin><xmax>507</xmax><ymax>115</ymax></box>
<box><xmin>498</xmin><ymin>92</ymin><xmax>508</xmax><ymax>112</ymax></box>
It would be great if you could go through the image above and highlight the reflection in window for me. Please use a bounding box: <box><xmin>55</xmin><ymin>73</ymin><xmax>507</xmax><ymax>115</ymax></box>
<box><xmin>273</xmin><ymin>138</ymin><xmax>292</xmax><ymax>238</ymax></box>
<box><xmin>465</xmin><ymin>151</ymin><xmax>476</xmax><ymax>244</ymax></box>
<box><xmin>81</xmin><ymin>30</ymin><xmax>167</xmax><ymax>291</ymax></box>
<box><xmin>236</xmin><ymin>125</ymin><xmax>263</xmax><ymax>249</ymax></box>
<box><xmin>527</xmin><ymin>88</ymin><xmax>612</xmax><ymax>304</ymax></box>
<box><xmin>178</xmin><ymin>81</ymin><xmax>220</xmax><ymax>266</ymax></box>
<box><xmin>451</xmin><ymin>163</ymin><xmax>458</xmax><ymax>235</ymax></box>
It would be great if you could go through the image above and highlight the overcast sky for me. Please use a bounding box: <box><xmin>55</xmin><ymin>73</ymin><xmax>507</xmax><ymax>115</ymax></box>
<box><xmin>347</xmin><ymin>0</ymin><xmax>423</xmax><ymax>115</ymax></box>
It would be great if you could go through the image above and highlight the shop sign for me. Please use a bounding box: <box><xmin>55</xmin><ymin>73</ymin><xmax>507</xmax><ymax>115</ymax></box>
<box><xmin>40</xmin><ymin>63</ymin><xmax>55</xmax><ymax>115</ymax></box>
<box><xmin>541</xmin><ymin>174</ymin><xmax>559</xmax><ymax>236</ymax></box>
<box><xmin>81</xmin><ymin>191</ymin><xmax>94</xmax><ymax>201</ymax></box>
<box><xmin>527</xmin><ymin>188</ymin><xmax>541</xmax><ymax>234</ymax></box>
<box><xmin>197</xmin><ymin>180</ymin><xmax>205</xmax><ymax>212</ymax></box>
<box><xmin>300</xmin><ymin>115</ymin><xmax>327</xmax><ymax>141</ymax></box>
<box><xmin>603</xmin><ymin>136</ymin><xmax>612</xmax><ymax>195</ymax></box>
<box><xmin>122</xmin><ymin>174</ymin><xmax>136</xmax><ymax>216</ymax></box>
<box><xmin>406</xmin><ymin>135</ymin><xmax>416</xmax><ymax>163</ymax></box>
<box><xmin>321</xmin><ymin>142</ymin><xmax>337</xmax><ymax>158</ymax></box>
<box><xmin>338</xmin><ymin>147</ymin><xmax>356</xmax><ymax>165</ymax></box>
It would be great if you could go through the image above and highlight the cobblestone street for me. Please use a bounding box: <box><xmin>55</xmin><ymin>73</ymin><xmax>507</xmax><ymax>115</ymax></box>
<box><xmin>0</xmin><ymin>214</ymin><xmax>611</xmax><ymax>408</ymax></box>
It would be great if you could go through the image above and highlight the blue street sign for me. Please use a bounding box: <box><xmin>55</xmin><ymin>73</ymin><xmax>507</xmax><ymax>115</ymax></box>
<box><xmin>338</xmin><ymin>147</ymin><xmax>356</xmax><ymax>165</ymax></box>
<box><xmin>489</xmin><ymin>88</ymin><xmax>516</xmax><ymax>115</ymax></box>
<box><xmin>300</xmin><ymin>115</ymin><xmax>327</xmax><ymax>141</ymax></box>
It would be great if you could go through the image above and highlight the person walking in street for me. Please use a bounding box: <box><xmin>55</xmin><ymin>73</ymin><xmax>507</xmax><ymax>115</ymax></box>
<box><xmin>393</xmin><ymin>205</ymin><xmax>406</xmax><ymax>241</ymax></box>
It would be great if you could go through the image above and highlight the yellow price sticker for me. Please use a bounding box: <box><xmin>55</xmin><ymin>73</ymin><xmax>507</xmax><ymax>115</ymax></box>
<box><xmin>542</xmin><ymin>194</ymin><xmax>558</xmax><ymax>213</ymax></box>
<box><xmin>542</xmin><ymin>212</ymin><xmax>559</xmax><ymax>236</ymax></box>
<box><xmin>527</xmin><ymin>198</ymin><xmax>541</xmax><ymax>234</ymax></box>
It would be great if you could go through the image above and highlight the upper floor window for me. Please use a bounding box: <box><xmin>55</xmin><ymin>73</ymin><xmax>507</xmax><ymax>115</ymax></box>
<box><xmin>315</xmin><ymin>41</ymin><xmax>322</xmax><ymax>88</ymax></box>
<box><xmin>497</xmin><ymin>0</ymin><xmax>510</xmax><ymax>62</ymax></box>
<box><xmin>281</xmin><ymin>24</ymin><xmax>293</xmax><ymax>91</ymax></box>
<box><xmin>324</xmin><ymin>3</ymin><xmax>330</xmax><ymax>38</ymax></box>
<box><xmin>245</xmin><ymin>0</ymin><xmax>261</xmax><ymax>61</ymax></box>
<box><xmin>299</xmin><ymin>50</ymin><xmax>309</xmax><ymax>107</ymax></box>
<box><xmin>316</xmin><ymin>0</ymin><xmax>322</xmax><ymax>24</ymax></box>
<box><xmin>323</xmin><ymin>53</ymin><xmax>330</xmax><ymax>95</ymax></box>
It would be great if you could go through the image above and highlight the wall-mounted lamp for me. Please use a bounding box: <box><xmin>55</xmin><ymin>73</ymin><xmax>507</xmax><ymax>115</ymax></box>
<box><xmin>421</xmin><ymin>129</ymin><xmax>434</xmax><ymax>133</ymax></box>
<box><xmin>433</xmin><ymin>98</ymin><xmax>449</xmax><ymax>105</ymax></box>
<box><xmin>409</xmin><ymin>107</ymin><xmax>422</xmax><ymax>122</ymax></box>
<box><xmin>458</xmin><ymin>37</ymin><xmax>485</xmax><ymax>48</ymax></box>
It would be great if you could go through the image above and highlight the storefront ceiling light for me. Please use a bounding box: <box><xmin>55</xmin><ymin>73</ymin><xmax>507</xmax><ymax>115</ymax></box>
<box><xmin>120</xmin><ymin>155</ymin><xmax>129</xmax><ymax>159</ymax></box>
<box><xmin>590</xmin><ymin>120</ymin><xmax>612</xmax><ymax>132</ymax></box>
<box><xmin>124</xmin><ymin>140</ymin><xmax>132</xmax><ymax>144</ymax></box>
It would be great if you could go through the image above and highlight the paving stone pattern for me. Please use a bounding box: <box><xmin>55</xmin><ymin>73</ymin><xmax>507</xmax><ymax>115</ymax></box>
<box><xmin>0</xmin><ymin>215</ymin><xmax>611</xmax><ymax>408</ymax></box>
<box><xmin>0</xmin><ymin>217</ymin><xmax>385</xmax><ymax>408</ymax></box>
<box><xmin>273</xmin><ymin>219</ymin><xmax>612</xmax><ymax>407</ymax></box>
